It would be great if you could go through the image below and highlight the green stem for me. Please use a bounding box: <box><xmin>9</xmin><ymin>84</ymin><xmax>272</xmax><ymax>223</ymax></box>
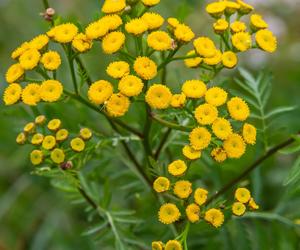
<box><xmin>154</xmin><ymin>128</ymin><xmax>172</xmax><ymax>160</ymax></box>
<box><xmin>67</xmin><ymin>46</ymin><xmax>79</xmax><ymax>95</ymax></box>
<box><xmin>150</xmin><ymin>114</ymin><xmax>192</xmax><ymax>132</ymax></box>
<box><xmin>74</xmin><ymin>56</ymin><xmax>92</xmax><ymax>86</ymax></box>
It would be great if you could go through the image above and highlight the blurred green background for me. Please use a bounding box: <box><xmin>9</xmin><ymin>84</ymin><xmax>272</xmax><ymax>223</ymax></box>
<box><xmin>1</xmin><ymin>0</ymin><xmax>300</xmax><ymax>249</ymax></box>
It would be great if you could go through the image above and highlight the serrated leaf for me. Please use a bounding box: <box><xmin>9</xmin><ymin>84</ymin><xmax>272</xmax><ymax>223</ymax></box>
<box><xmin>279</xmin><ymin>141</ymin><xmax>300</xmax><ymax>155</ymax></box>
<box><xmin>283</xmin><ymin>156</ymin><xmax>300</xmax><ymax>186</ymax></box>
<box><xmin>266</xmin><ymin>106</ymin><xmax>298</xmax><ymax>120</ymax></box>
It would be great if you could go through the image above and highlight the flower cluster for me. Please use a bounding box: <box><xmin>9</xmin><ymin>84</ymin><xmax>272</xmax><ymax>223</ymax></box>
<box><xmin>16</xmin><ymin>116</ymin><xmax>93</xmax><ymax>168</ymax></box>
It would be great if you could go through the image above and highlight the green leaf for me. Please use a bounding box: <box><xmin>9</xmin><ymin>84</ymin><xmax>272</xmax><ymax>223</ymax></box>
<box><xmin>283</xmin><ymin>156</ymin><xmax>300</xmax><ymax>186</ymax></box>
<box><xmin>81</xmin><ymin>221</ymin><xmax>108</xmax><ymax>236</ymax></box>
<box><xmin>266</xmin><ymin>106</ymin><xmax>298</xmax><ymax>120</ymax></box>
<box><xmin>279</xmin><ymin>141</ymin><xmax>300</xmax><ymax>155</ymax></box>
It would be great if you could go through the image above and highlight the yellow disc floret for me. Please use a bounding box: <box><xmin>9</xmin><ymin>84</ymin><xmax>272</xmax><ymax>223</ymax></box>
<box><xmin>223</xmin><ymin>133</ymin><xmax>246</xmax><ymax>159</ymax></box>
<box><xmin>3</xmin><ymin>83</ymin><xmax>22</xmax><ymax>106</ymax></box>
<box><xmin>227</xmin><ymin>97</ymin><xmax>250</xmax><ymax>121</ymax></box>
<box><xmin>153</xmin><ymin>177</ymin><xmax>170</xmax><ymax>193</ymax></box>
<box><xmin>70</xmin><ymin>137</ymin><xmax>85</xmax><ymax>152</ymax></box>
<box><xmin>204</xmin><ymin>208</ymin><xmax>224</xmax><ymax>228</ymax></box>
<box><xmin>158</xmin><ymin>203</ymin><xmax>181</xmax><ymax>225</ymax></box>
<box><xmin>118</xmin><ymin>75</ymin><xmax>144</xmax><ymax>97</ymax></box>
<box><xmin>106</xmin><ymin>93</ymin><xmax>130</xmax><ymax>117</ymax></box>
<box><xmin>5</xmin><ymin>63</ymin><xmax>24</xmax><ymax>83</ymax></box>
<box><xmin>194</xmin><ymin>103</ymin><xmax>218</xmax><ymax>125</ymax></box>
<box><xmin>235</xmin><ymin>187</ymin><xmax>251</xmax><ymax>203</ymax></box>
<box><xmin>255</xmin><ymin>29</ymin><xmax>277</xmax><ymax>53</ymax></box>
<box><xmin>186</xmin><ymin>203</ymin><xmax>200</xmax><ymax>223</ymax></box>
<box><xmin>212</xmin><ymin>118</ymin><xmax>232</xmax><ymax>140</ymax></box>
<box><xmin>40</xmin><ymin>51</ymin><xmax>61</xmax><ymax>71</ymax></box>
<box><xmin>102</xmin><ymin>31</ymin><xmax>125</xmax><ymax>54</ymax></box>
<box><xmin>173</xmin><ymin>180</ymin><xmax>192</xmax><ymax>199</ymax></box>
<box><xmin>182</xmin><ymin>80</ymin><xmax>207</xmax><ymax>99</ymax></box>
<box><xmin>243</xmin><ymin>123</ymin><xmax>257</xmax><ymax>145</ymax></box>
<box><xmin>194</xmin><ymin>188</ymin><xmax>208</xmax><ymax>206</ymax></box>
<box><xmin>88</xmin><ymin>80</ymin><xmax>113</xmax><ymax>105</ymax></box>
<box><xmin>168</xmin><ymin>160</ymin><xmax>187</xmax><ymax>177</ymax></box>
<box><xmin>232</xmin><ymin>202</ymin><xmax>246</xmax><ymax>216</ymax></box>
<box><xmin>134</xmin><ymin>56</ymin><xmax>157</xmax><ymax>80</ymax></box>
<box><xmin>22</xmin><ymin>83</ymin><xmax>41</xmax><ymax>106</ymax></box>
<box><xmin>19</xmin><ymin>49</ymin><xmax>41</xmax><ymax>70</ymax></box>
<box><xmin>147</xmin><ymin>31</ymin><xmax>172</xmax><ymax>51</ymax></box>
<box><xmin>106</xmin><ymin>61</ymin><xmax>130</xmax><ymax>79</ymax></box>
<box><xmin>40</xmin><ymin>80</ymin><xmax>63</xmax><ymax>102</ymax></box>
<box><xmin>189</xmin><ymin>127</ymin><xmax>211</xmax><ymax>150</ymax></box>
<box><xmin>145</xmin><ymin>84</ymin><xmax>172</xmax><ymax>109</ymax></box>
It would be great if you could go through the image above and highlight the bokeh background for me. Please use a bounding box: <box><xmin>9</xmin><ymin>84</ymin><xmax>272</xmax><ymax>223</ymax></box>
<box><xmin>1</xmin><ymin>0</ymin><xmax>300</xmax><ymax>249</ymax></box>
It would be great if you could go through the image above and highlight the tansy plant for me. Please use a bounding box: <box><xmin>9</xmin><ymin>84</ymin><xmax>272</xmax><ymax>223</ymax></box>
<box><xmin>2</xmin><ymin>0</ymin><xmax>300</xmax><ymax>249</ymax></box>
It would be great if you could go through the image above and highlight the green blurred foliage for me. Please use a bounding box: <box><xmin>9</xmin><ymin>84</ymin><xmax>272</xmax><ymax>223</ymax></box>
<box><xmin>0</xmin><ymin>0</ymin><xmax>300</xmax><ymax>249</ymax></box>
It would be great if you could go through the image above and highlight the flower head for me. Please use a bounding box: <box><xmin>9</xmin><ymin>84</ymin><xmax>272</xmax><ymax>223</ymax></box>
<box><xmin>174</xmin><ymin>24</ymin><xmax>195</xmax><ymax>43</ymax></box>
<box><xmin>222</xmin><ymin>51</ymin><xmax>238</xmax><ymax>68</ymax></box>
<box><xmin>19</xmin><ymin>49</ymin><xmax>41</xmax><ymax>70</ymax></box>
<box><xmin>152</xmin><ymin>241</ymin><xmax>164</xmax><ymax>250</ymax></box>
<box><xmin>235</xmin><ymin>188</ymin><xmax>251</xmax><ymax>203</ymax></box>
<box><xmin>205</xmin><ymin>87</ymin><xmax>228</xmax><ymax>107</ymax></box>
<box><xmin>232</xmin><ymin>202</ymin><xmax>246</xmax><ymax>216</ymax></box>
<box><xmin>142</xmin><ymin>0</ymin><xmax>160</xmax><ymax>7</ymax></box>
<box><xmin>142</xmin><ymin>12</ymin><xmax>164</xmax><ymax>30</ymax></box>
<box><xmin>243</xmin><ymin>123</ymin><xmax>257</xmax><ymax>145</ymax></box>
<box><xmin>211</xmin><ymin>147</ymin><xmax>227</xmax><ymax>163</ymax></box>
<box><xmin>224</xmin><ymin>133</ymin><xmax>246</xmax><ymax>159</ymax></box>
<box><xmin>206</xmin><ymin>2</ymin><xmax>226</xmax><ymax>18</ymax></box>
<box><xmin>250</xmin><ymin>14</ymin><xmax>268</xmax><ymax>30</ymax></box>
<box><xmin>31</xmin><ymin>133</ymin><xmax>44</xmax><ymax>145</ymax></box>
<box><xmin>22</xmin><ymin>83</ymin><xmax>41</xmax><ymax>106</ymax></box>
<box><xmin>70</xmin><ymin>137</ymin><xmax>85</xmax><ymax>152</ymax></box>
<box><xmin>147</xmin><ymin>31</ymin><xmax>172</xmax><ymax>51</ymax></box>
<box><xmin>102</xmin><ymin>31</ymin><xmax>125</xmax><ymax>54</ymax></box>
<box><xmin>41</xmin><ymin>51</ymin><xmax>61</xmax><ymax>71</ymax></box>
<box><xmin>145</xmin><ymin>84</ymin><xmax>172</xmax><ymax>109</ymax></box>
<box><xmin>51</xmin><ymin>148</ymin><xmax>65</xmax><ymax>164</ymax></box>
<box><xmin>204</xmin><ymin>208</ymin><xmax>224</xmax><ymax>228</ymax></box>
<box><xmin>184</xmin><ymin>50</ymin><xmax>202</xmax><ymax>68</ymax></box>
<box><xmin>158</xmin><ymin>203</ymin><xmax>181</xmax><ymax>224</ymax></box>
<box><xmin>30</xmin><ymin>150</ymin><xmax>43</xmax><ymax>165</ymax></box>
<box><xmin>170</xmin><ymin>93</ymin><xmax>186</xmax><ymax>108</ymax></box>
<box><xmin>72</xmin><ymin>33</ymin><xmax>93</xmax><ymax>53</ymax></box>
<box><xmin>186</xmin><ymin>203</ymin><xmax>200</xmax><ymax>223</ymax></box>
<box><xmin>227</xmin><ymin>97</ymin><xmax>250</xmax><ymax>121</ymax></box>
<box><xmin>3</xmin><ymin>83</ymin><xmax>22</xmax><ymax>105</ymax></box>
<box><xmin>237</xmin><ymin>0</ymin><xmax>254</xmax><ymax>15</ymax></box>
<box><xmin>56</xmin><ymin>129</ymin><xmax>69</xmax><ymax>141</ymax></box>
<box><xmin>165</xmin><ymin>240</ymin><xmax>182</xmax><ymax>250</ymax></box>
<box><xmin>182</xmin><ymin>80</ymin><xmax>207</xmax><ymax>99</ymax></box>
<box><xmin>106</xmin><ymin>61</ymin><xmax>130</xmax><ymax>79</ymax></box>
<box><xmin>49</xmin><ymin>23</ymin><xmax>78</xmax><ymax>43</ymax></box>
<box><xmin>153</xmin><ymin>177</ymin><xmax>170</xmax><ymax>193</ymax></box>
<box><xmin>255</xmin><ymin>29</ymin><xmax>277</xmax><ymax>53</ymax></box>
<box><xmin>168</xmin><ymin>160</ymin><xmax>187</xmax><ymax>177</ymax></box>
<box><xmin>48</xmin><ymin>119</ymin><xmax>61</xmax><ymax>131</ymax></box>
<box><xmin>212</xmin><ymin>118</ymin><xmax>232</xmax><ymax>140</ymax></box>
<box><xmin>102</xmin><ymin>0</ymin><xmax>126</xmax><ymax>14</ymax></box>
<box><xmin>80</xmin><ymin>128</ymin><xmax>93</xmax><ymax>140</ymax></box>
<box><xmin>194</xmin><ymin>188</ymin><xmax>208</xmax><ymax>206</ymax></box>
<box><xmin>40</xmin><ymin>80</ymin><xmax>63</xmax><ymax>102</ymax></box>
<box><xmin>213</xmin><ymin>19</ymin><xmax>229</xmax><ymax>34</ymax></box>
<box><xmin>134</xmin><ymin>56</ymin><xmax>157</xmax><ymax>80</ymax></box>
<box><xmin>30</xmin><ymin>34</ymin><xmax>49</xmax><ymax>50</ymax></box>
<box><xmin>88</xmin><ymin>80</ymin><xmax>113</xmax><ymax>105</ymax></box>
<box><xmin>249</xmin><ymin>197</ymin><xmax>259</xmax><ymax>210</ymax></box>
<box><xmin>106</xmin><ymin>93</ymin><xmax>130</xmax><ymax>117</ymax></box>
<box><xmin>118</xmin><ymin>75</ymin><xmax>144</xmax><ymax>97</ymax></box>
<box><xmin>173</xmin><ymin>180</ymin><xmax>192</xmax><ymax>199</ymax></box>
<box><xmin>85</xmin><ymin>20</ymin><xmax>109</xmax><ymax>40</ymax></box>
<box><xmin>182</xmin><ymin>145</ymin><xmax>201</xmax><ymax>160</ymax></box>
<box><xmin>5</xmin><ymin>63</ymin><xmax>24</xmax><ymax>83</ymax></box>
<box><xmin>189</xmin><ymin>127</ymin><xmax>211</xmax><ymax>151</ymax></box>
<box><xmin>193</xmin><ymin>37</ymin><xmax>217</xmax><ymax>58</ymax></box>
<box><xmin>230</xmin><ymin>21</ymin><xmax>247</xmax><ymax>33</ymax></box>
<box><xmin>194</xmin><ymin>103</ymin><xmax>218</xmax><ymax>125</ymax></box>
<box><xmin>42</xmin><ymin>135</ymin><xmax>56</xmax><ymax>150</ymax></box>
<box><xmin>232</xmin><ymin>32</ymin><xmax>252</xmax><ymax>52</ymax></box>
<box><xmin>125</xmin><ymin>18</ymin><xmax>148</xmax><ymax>36</ymax></box>
<box><xmin>203</xmin><ymin>50</ymin><xmax>222</xmax><ymax>65</ymax></box>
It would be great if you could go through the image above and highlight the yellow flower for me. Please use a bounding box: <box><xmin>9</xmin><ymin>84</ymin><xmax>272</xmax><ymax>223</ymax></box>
<box><xmin>5</xmin><ymin>63</ymin><xmax>24</xmax><ymax>83</ymax></box>
<box><xmin>203</xmin><ymin>50</ymin><xmax>222</xmax><ymax>66</ymax></box>
<box><xmin>35</xmin><ymin>115</ymin><xmax>46</xmax><ymax>125</ymax></box>
<box><xmin>184</xmin><ymin>50</ymin><xmax>202</xmax><ymax>68</ymax></box>
<box><xmin>31</xmin><ymin>133</ymin><xmax>44</xmax><ymax>145</ymax></box>
<box><xmin>237</xmin><ymin>0</ymin><xmax>254</xmax><ymax>15</ymax></box>
<box><xmin>40</xmin><ymin>51</ymin><xmax>61</xmax><ymax>71</ymax></box>
<box><xmin>3</xmin><ymin>83</ymin><xmax>22</xmax><ymax>105</ymax></box>
<box><xmin>174</xmin><ymin>24</ymin><xmax>195</xmax><ymax>43</ymax></box>
<box><xmin>204</xmin><ymin>208</ymin><xmax>224</xmax><ymax>228</ymax></box>
<box><xmin>48</xmin><ymin>119</ymin><xmax>61</xmax><ymax>131</ymax></box>
<box><xmin>80</xmin><ymin>128</ymin><xmax>93</xmax><ymax>140</ymax></box>
<box><xmin>255</xmin><ymin>29</ymin><xmax>277</xmax><ymax>53</ymax></box>
<box><xmin>102</xmin><ymin>31</ymin><xmax>125</xmax><ymax>54</ymax></box>
<box><xmin>101</xmin><ymin>0</ymin><xmax>126</xmax><ymax>14</ymax></box>
<box><xmin>171</xmin><ymin>93</ymin><xmax>186</xmax><ymax>108</ymax></box>
<box><xmin>24</xmin><ymin>122</ymin><xmax>35</xmax><ymax>134</ymax></box>
<box><xmin>11</xmin><ymin>42</ymin><xmax>30</xmax><ymax>60</ymax></box>
<box><xmin>235</xmin><ymin>187</ymin><xmax>251</xmax><ymax>203</ymax></box>
<box><xmin>222</xmin><ymin>51</ymin><xmax>238</xmax><ymax>68</ymax></box>
<box><xmin>193</xmin><ymin>37</ymin><xmax>217</xmax><ymax>58</ymax></box>
<box><xmin>101</xmin><ymin>14</ymin><xmax>123</xmax><ymax>31</ymax></box>
<box><xmin>249</xmin><ymin>197</ymin><xmax>259</xmax><ymax>210</ymax></box>
<box><xmin>213</xmin><ymin>19</ymin><xmax>229</xmax><ymax>34</ymax></box>
<box><xmin>30</xmin><ymin>150</ymin><xmax>43</xmax><ymax>165</ymax></box>
<box><xmin>206</xmin><ymin>2</ymin><xmax>226</xmax><ymax>18</ymax></box>
<box><xmin>211</xmin><ymin>147</ymin><xmax>227</xmax><ymax>163</ymax></box>
<box><xmin>70</xmin><ymin>137</ymin><xmax>85</xmax><ymax>152</ymax></box>
<box><xmin>168</xmin><ymin>160</ymin><xmax>187</xmax><ymax>177</ymax></box>
<box><xmin>182</xmin><ymin>80</ymin><xmax>207</xmax><ymax>99</ymax></box>
<box><xmin>205</xmin><ymin>87</ymin><xmax>227</xmax><ymax>107</ymax></box>
<box><xmin>194</xmin><ymin>188</ymin><xmax>208</xmax><ymax>206</ymax></box>
<box><xmin>142</xmin><ymin>12</ymin><xmax>164</xmax><ymax>30</ymax></box>
<box><xmin>232</xmin><ymin>202</ymin><xmax>246</xmax><ymax>216</ymax></box>
<box><xmin>42</xmin><ymin>135</ymin><xmax>56</xmax><ymax>150</ymax></box>
<box><xmin>212</xmin><ymin>118</ymin><xmax>232</xmax><ymax>140</ymax></box>
<box><xmin>51</xmin><ymin>148</ymin><xmax>65</xmax><ymax>164</ymax></box>
<box><xmin>152</xmin><ymin>241</ymin><xmax>164</xmax><ymax>250</ymax></box>
<box><xmin>56</xmin><ymin>129</ymin><xmax>69</xmax><ymax>141</ymax></box>
<box><xmin>158</xmin><ymin>203</ymin><xmax>181</xmax><ymax>224</ymax></box>
<box><xmin>29</xmin><ymin>34</ymin><xmax>49</xmax><ymax>50</ymax></box>
<box><xmin>125</xmin><ymin>18</ymin><xmax>148</xmax><ymax>36</ymax></box>
<box><xmin>186</xmin><ymin>203</ymin><xmax>200</xmax><ymax>223</ymax></box>
<box><xmin>224</xmin><ymin>1</ymin><xmax>240</xmax><ymax>15</ymax></box>
<box><xmin>167</xmin><ymin>17</ymin><xmax>180</xmax><ymax>29</ymax></box>
<box><xmin>243</xmin><ymin>123</ymin><xmax>257</xmax><ymax>145</ymax></box>
<box><xmin>118</xmin><ymin>75</ymin><xmax>144</xmax><ymax>97</ymax></box>
<box><xmin>182</xmin><ymin>145</ymin><xmax>201</xmax><ymax>160</ymax></box>
<box><xmin>134</xmin><ymin>56</ymin><xmax>157</xmax><ymax>80</ymax></box>
<box><xmin>250</xmin><ymin>14</ymin><xmax>268</xmax><ymax>30</ymax></box>
<box><xmin>106</xmin><ymin>93</ymin><xmax>130</xmax><ymax>117</ymax></box>
<box><xmin>165</xmin><ymin>240</ymin><xmax>182</xmax><ymax>250</ymax></box>
<box><xmin>189</xmin><ymin>127</ymin><xmax>211</xmax><ymax>151</ymax></box>
<box><xmin>142</xmin><ymin>0</ymin><xmax>160</xmax><ymax>6</ymax></box>
<box><xmin>153</xmin><ymin>177</ymin><xmax>170</xmax><ymax>193</ymax></box>
<box><xmin>147</xmin><ymin>31</ymin><xmax>172</xmax><ymax>51</ymax></box>
<box><xmin>16</xmin><ymin>132</ymin><xmax>26</xmax><ymax>145</ymax></box>
<box><xmin>223</xmin><ymin>133</ymin><xmax>246</xmax><ymax>158</ymax></box>
<box><xmin>227</xmin><ymin>97</ymin><xmax>250</xmax><ymax>121</ymax></box>
<box><xmin>194</xmin><ymin>103</ymin><xmax>218</xmax><ymax>125</ymax></box>
<box><xmin>145</xmin><ymin>84</ymin><xmax>172</xmax><ymax>109</ymax></box>
<box><xmin>230</xmin><ymin>21</ymin><xmax>247</xmax><ymax>33</ymax></box>
<box><xmin>232</xmin><ymin>32</ymin><xmax>252</xmax><ymax>52</ymax></box>
<box><xmin>106</xmin><ymin>61</ymin><xmax>130</xmax><ymax>79</ymax></box>
<box><xmin>72</xmin><ymin>33</ymin><xmax>93</xmax><ymax>53</ymax></box>
<box><xmin>40</xmin><ymin>80</ymin><xmax>63</xmax><ymax>102</ymax></box>
<box><xmin>88</xmin><ymin>80</ymin><xmax>113</xmax><ymax>105</ymax></box>
<box><xmin>173</xmin><ymin>180</ymin><xmax>192</xmax><ymax>199</ymax></box>
<box><xmin>22</xmin><ymin>83</ymin><xmax>41</xmax><ymax>106</ymax></box>
<box><xmin>19</xmin><ymin>48</ymin><xmax>41</xmax><ymax>70</ymax></box>
<box><xmin>52</xmin><ymin>23</ymin><xmax>78</xmax><ymax>43</ymax></box>
<box><xmin>85</xmin><ymin>20</ymin><xmax>109</xmax><ymax>40</ymax></box>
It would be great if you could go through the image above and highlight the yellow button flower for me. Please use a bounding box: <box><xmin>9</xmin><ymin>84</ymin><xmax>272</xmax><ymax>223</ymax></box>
<box><xmin>72</xmin><ymin>33</ymin><xmax>93</xmax><ymax>53</ymax></box>
<box><xmin>213</xmin><ymin>19</ymin><xmax>229</xmax><ymax>34</ymax></box>
<box><xmin>184</xmin><ymin>50</ymin><xmax>202</xmax><ymax>68</ymax></box>
<box><xmin>235</xmin><ymin>187</ymin><xmax>251</xmax><ymax>203</ymax></box>
<box><xmin>125</xmin><ymin>18</ymin><xmax>148</xmax><ymax>36</ymax></box>
<box><xmin>182</xmin><ymin>145</ymin><xmax>201</xmax><ymax>160</ymax></box>
<box><xmin>16</xmin><ymin>132</ymin><xmax>26</xmax><ymax>145</ymax></box>
<box><xmin>189</xmin><ymin>127</ymin><xmax>211</xmax><ymax>151</ymax></box>
<box><xmin>227</xmin><ymin>97</ymin><xmax>250</xmax><ymax>121</ymax></box>
<box><xmin>194</xmin><ymin>188</ymin><xmax>208</xmax><ymax>206</ymax></box>
<box><xmin>88</xmin><ymin>80</ymin><xmax>113</xmax><ymax>105</ymax></box>
<box><xmin>206</xmin><ymin>2</ymin><xmax>226</xmax><ymax>18</ymax></box>
<box><xmin>30</xmin><ymin>150</ymin><xmax>44</xmax><ymax>165</ymax></box>
<box><xmin>186</xmin><ymin>203</ymin><xmax>200</xmax><ymax>223</ymax></box>
<box><xmin>106</xmin><ymin>61</ymin><xmax>130</xmax><ymax>79</ymax></box>
<box><xmin>80</xmin><ymin>128</ymin><xmax>93</xmax><ymax>140</ymax></box>
<box><xmin>232</xmin><ymin>32</ymin><xmax>252</xmax><ymax>52</ymax></box>
<box><xmin>101</xmin><ymin>0</ymin><xmax>126</xmax><ymax>14</ymax></box>
<box><xmin>85</xmin><ymin>20</ymin><xmax>109</xmax><ymax>40</ymax></box>
<box><xmin>106</xmin><ymin>93</ymin><xmax>130</xmax><ymax>117</ymax></box>
<box><xmin>31</xmin><ymin>133</ymin><xmax>44</xmax><ymax>145</ymax></box>
<box><xmin>230</xmin><ymin>21</ymin><xmax>247</xmax><ymax>33</ymax></box>
<box><xmin>168</xmin><ymin>160</ymin><xmax>187</xmax><ymax>177</ymax></box>
<box><xmin>222</xmin><ymin>51</ymin><xmax>238</xmax><ymax>68</ymax></box>
<box><xmin>255</xmin><ymin>29</ymin><xmax>277</xmax><ymax>53</ymax></box>
<box><xmin>170</xmin><ymin>93</ymin><xmax>186</xmax><ymax>108</ymax></box>
<box><xmin>204</xmin><ymin>208</ymin><xmax>224</xmax><ymax>228</ymax></box>
<box><xmin>22</xmin><ymin>83</ymin><xmax>41</xmax><ymax>106</ymax></box>
<box><xmin>232</xmin><ymin>202</ymin><xmax>246</xmax><ymax>216</ymax></box>
<box><xmin>24</xmin><ymin>122</ymin><xmax>35</xmax><ymax>134</ymax></box>
<box><xmin>152</xmin><ymin>241</ymin><xmax>164</xmax><ymax>250</ymax></box>
<box><xmin>29</xmin><ymin>34</ymin><xmax>49</xmax><ymax>50</ymax></box>
<box><xmin>70</xmin><ymin>137</ymin><xmax>85</xmax><ymax>152</ymax></box>
<box><xmin>35</xmin><ymin>115</ymin><xmax>46</xmax><ymax>125</ymax></box>
<box><xmin>19</xmin><ymin>48</ymin><xmax>41</xmax><ymax>70</ymax></box>
<box><xmin>5</xmin><ymin>63</ymin><xmax>24</xmax><ymax>83</ymax></box>
<box><xmin>3</xmin><ymin>83</ymin><xmax>22</xmax><ymax>106</ymax></box>
<box><xmin>142</xmin><ymin>12</ymin><xmax>164</xmax><ymax>30</ymax></box>
<box><xmin>40</xmin><ymin>80</ymin><xmax>63</xmax><ymax>103</ymax></box>
<box><xmin>158</xmin><ymin>203</ymin><xmax>181</xmax><ymax>224</ymax></box>
<box><xmin>40</xmin><ymin>51</ymin><xmax>61</xmax><ymax>71</ymax></box>
<box><xmin>142</xmin><ymin>0</ymin><xmax>160</xmax><ymax>7</ymax></box>
<box><xmin>145</xmin><ymin>84</ymin><xmax>172</xmax><ymax>109</ymax></box>
<box><xmin>118</xmin><ymin>75</ymin><xmax>144</xmax><ymax>97</ymax></box>
<box><xmin>173</xmin><ymin>180</ymin><xmax>192</xmax><ymax>199</ymax></box>
<box><xmin>243</xmin><ymin>123</ymin><xmax>257</xmax><ymax>145</ymax></box>
<box><xmin>50</xmin><ymin>23</ymin><xmax>78</xmax><ymax>43</ymax></box>
<box><xmin>42</xmin><ymin>135</ymin><xmax>56</xmax><ymax>150</ymax></box>
<box><xmin>211</xmin><ymin>147</ymin><xmax>227</xmax><ymax>163</ymax></box>
<box><xmin>56</xmin><ymin>129</ymin><xmax>69</xmax><ymax>142</ymax></box>
<box><xmin>153</xmin><ymin>176</ymin><xmax>170</xmax><ymax>193</ymax></box>
<box><xmin>47</xmin><ymin>119</ymin><xmax>62</xmax><ymax>131</ymax></box>
<box><xmin>203</xmin><ymin>49</ymin><xmax>222</xmax><ymax>65</ymax></box>
<box><xmin>51</xmin><ymin>148</ymin><xmax>65</xmax><ymax>164</ymax></box>
<box><xmin>212</xmin><ymin>118</ymin><xmax>232</xmax><ymax>140</ymax></box>
<box><xmin>194</xmin><ymin>103</ymin><xmax>218</xmax><ymax>125</ymax></box>
<box><xmin>134</xmin><ymin>57</ymin><xmax>157</xmax><ymax>80</ymax></box>
<box><xmin>165</xmin><ymin>240</ymin><xmax>182</xmax><ymax>250</ymax></box>
<box><xmin>205</xmin><ymin>87</ymin><xmax>228</xmax><ymax>107</ymax></box>
<box><xmin>193</xmin><ymin>37</ymin><xmax>216</xmax><ymax>58</ymax></box>
<box><xmin>102</xmin><ymin>31</ymin><xmax>125</xmax><ymax>54</ymax></box>
<box><xmin>147</xmin><ymin>31</ymin><xmax>172</xmax><ymax>51</ymax></box>
<box><xmin>223</xmin><ymin>134</ymin><xmax>246</xmax><ymax>159</ymax></box>
<box><xmin>250</xmin><ymin>14</ymin><xmax>268</xmax><ymax>30</ymax></box>
<box><xmin>182</xmin><ymin>80</ymin><xmax>207</xmax><ymax>99</ymax></box>
<box><xmin>174</xmin><ymin>24</ymin><xmax>195</xmax><ymax>43</ymax></box>
<box><xmin>237</xmin><ymin>0</ymin><xmax>254</xmax><ymax>15</ymax></box>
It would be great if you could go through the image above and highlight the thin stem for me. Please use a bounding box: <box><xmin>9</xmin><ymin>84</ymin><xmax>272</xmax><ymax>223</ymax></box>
<box><xmin>154</xmin><ymin>128</ymin><xmax>172</xmax><ymax>160</ymax></box>
<box><xmin>67</xmin><ymin>46</ymin><xmax>79</xmax><ymax>95</ymax></box>
<box><xmin>206</xmin><ymin>133</ymin><xmax>300</xmax><ymax>205</ymax></box>
<box><xmin>75</xmin><ymin>56</ymin><xmax>92</xmax><ymax>86</ymax></box>
<box><xmin>42</xmin><ymin>0</ymin><xmax>49</xmax><ymax>8</ymax></box>
<box><xmin>157</xmin><ymin>47</ymin><xmax>180</xmax><ymax>71</ymax></box>
<box><xmin>150</xmin><ymin>113</ymin><xmax>192</xmax><ymax>132</ymax></box>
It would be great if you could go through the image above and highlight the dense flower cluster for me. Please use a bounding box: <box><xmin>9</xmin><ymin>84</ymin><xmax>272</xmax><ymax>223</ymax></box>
<box><xmin>16</xmin><ymin>116</ymin><xmax>93</xmax><ymax>168</ymax></box>
<box><xmin>3</xmin><ymin>0</ymin><xmax>277</xmax><ymax>248</ymax></box>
